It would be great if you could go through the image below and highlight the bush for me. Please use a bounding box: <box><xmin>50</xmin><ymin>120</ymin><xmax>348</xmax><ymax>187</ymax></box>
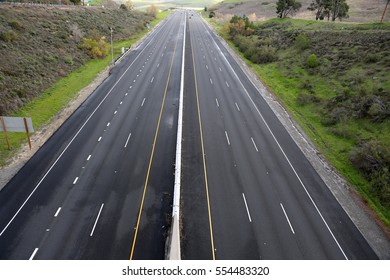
<box><xmin>295</xmin><ymin>34</ymin><xmax>309</xmax><ymax>50</ymax></box>
<box><xmin>146</xmin><ymin>5</ymin><xmax>158</xmax><ymax>18</ymax></box>
<box><xmin>296</xmin><ymin>92</ymin><xmax>320</xmax><ymax>105</ymax></box>
<box><xmin>81</xmin><ymin>37</ymin><xmax>110</xmax><ymax>59</ymax></box>
<box><xmin>350</xmin><ymin>141</ymin><xmax>390</xmax><ymax>177</ymax></box>
<box><xmin>9</xmin><ymin>20</ymin><xmax>24</xmax><ymax>31</ymax></box>
<box><xmin>0</xmin><ymin>30</ymin><xmax>18</xmax><ymax>42</ymax></box>
<box><xmin>209</xmin><ymin>11</ymin><xmax>216</xmax><ymax>18</ymax></box>
<box><xmin>306</xmin><ymin>53</ymin><xmax>318</xmax><ymax>68</ymax></box>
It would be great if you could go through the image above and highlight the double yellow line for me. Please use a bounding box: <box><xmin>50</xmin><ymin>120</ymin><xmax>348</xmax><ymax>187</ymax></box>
<box><xmin>129</xmin><ymin>23</ymin><xmax>180</xmax><ymax>260</ymax></box>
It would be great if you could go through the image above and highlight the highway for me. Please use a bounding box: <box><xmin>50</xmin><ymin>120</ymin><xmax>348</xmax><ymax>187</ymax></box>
<box><xmin>0</xmin><ymin>10</ymin><xmax>378</xmax><ymax>260</ymax></box>
<box><xmin>0</xmin><ymin>11</ymin><xmax>185</xmax><ymax>259</ymax></box>
<box><xmin>180</xmin><ymin>13</ymin><xmax>378</xmax><ymax>259</ymax></box>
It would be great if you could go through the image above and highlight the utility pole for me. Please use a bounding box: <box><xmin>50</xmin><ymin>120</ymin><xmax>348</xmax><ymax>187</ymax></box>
<box><xmin>381</xmin><ymin>0</ymin><xmax>389</xmax><ymax>23</ymax></box>
<box><xmin>110</xmin><ymin>27</ymin><xmax>114</xmax><ymax>65</ymax></box>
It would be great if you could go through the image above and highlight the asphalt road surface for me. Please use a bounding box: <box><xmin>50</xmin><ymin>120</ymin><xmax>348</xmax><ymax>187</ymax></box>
<box><xmin>180</xmin><ymin>12</ymin><xmax>378</xmax><ymax>260</ymax></box>
<box><xmin>0</xmin><ymin>11</ymin><xmax>378</xmax><ymax>260</ymax></box>
<box><xmin>0</xmin><ymin>11</ymin><xmax>185</xmax><ymax>260</ymax></box>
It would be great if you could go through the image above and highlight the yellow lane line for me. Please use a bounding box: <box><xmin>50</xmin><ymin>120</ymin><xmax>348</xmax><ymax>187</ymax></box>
<box><xmin>190</xmin><ymin>25</ymin><xmax>216</xmax><ymax>260</ymax></box>
<box><xmin>129</xmin><ymin>22</ymin><xmax>181</xmax><ymax>260</ymax></box>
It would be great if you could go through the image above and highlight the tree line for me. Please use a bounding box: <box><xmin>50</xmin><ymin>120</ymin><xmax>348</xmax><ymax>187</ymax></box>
<box><xmin>276</xmin><ymin>0</ymin><xmax>350</xmax><ymax>21</ymax></box>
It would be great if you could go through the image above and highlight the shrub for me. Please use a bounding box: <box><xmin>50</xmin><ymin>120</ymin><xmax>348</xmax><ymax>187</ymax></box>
<box><xmin>0</xmin><ymin>30</ymin><xmax>18</xmax><ymax>42</ymax></box>
<box><xmin>306</xmin><ymin>53</ymin><xmax>318</xmax><ymax>68</ymax></box>
<box><xmin>9</xmin><ymin>20</ymin><xmax>24</xmax><ymax>31</ymax></box>
<box><xmin>81</xmin><ymin>37</ymin><xmax>110</xmax><ymax>59</ymax></box>
<box><xmin>350</xmin><ymin>141</ymin><xmax>390</xmax><ymax>177</ymax></box>
<box><xmin>209</xmin><ymin>11</ymin><xmax>216</xmax><ymax>18</ymax></box>
<box><xmin>364</xmin><ymin>53</ymin><xmax>381</xmax><ymax>63</ymax></box>
<box><xmin>146</xmin><ymin>5</ymin><xmax>158</xmax><ymax>18</ymax></box>
<box><xmin>64</xmin><ymin>56</ymin><xmax>74</xmax><ymax>65</ymax></box>
<box><xmin>295</xmin><ymin>34</ymin><xmax>309</xmax><ymax>50</ymax></box>
<box><xmin>296</xmin><ymin>92</ymin><xmax>320</xmax><ymax>105</ymax></box>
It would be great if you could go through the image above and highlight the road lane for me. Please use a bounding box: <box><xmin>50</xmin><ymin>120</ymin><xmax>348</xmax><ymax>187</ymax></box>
<box><xmin>0</xmin><ymin>11</ymin><xmax>184</xmax><ymax>260</ymax></box>
<box><xmin>181</xmin><ymin>12</ymin><xmax>377</xmax><ymax>259</ymax></box>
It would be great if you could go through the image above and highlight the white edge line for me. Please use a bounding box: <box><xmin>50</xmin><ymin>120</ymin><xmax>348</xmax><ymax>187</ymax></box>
<box><xmin>280</xmin><ymin>203</ymin><xmax>295</xmax><ymax>234</ymax></box>
<box><xmin>201</xmin><ymin>17</ymin><xmax>348</xmax><ymax>259</ymax></box>
<box><xmin>0</xmin><ymin>19</ymin><xmax>166</xmax><ymax>237</ymax></box>
<box><xmin>124</xmin><ymin>132</ymin><xmax>132</xmax><ymax>148</ymax></box>
<box><xmin>251</xmin><ymin>137</ymin><xmax>259</xmax><ymax>152</ymax></box>
<box><xmin>29</xmin><ymin>248</ymin><xmax>39</xmax><ymax>260</ymax></box>
<box><xmin>225</xmin><ymin>130</ymin><xmax>230</xmax><ymax>146</ymax></box>
<box><xmin>242</xmin><ymin>193</ymin><xmax>252</xmax><ymax>222</ymax></box>
<box><xmin>54</xmin><ymin>207</ymin><xmax>61</xmax><ymax>217</ymax></box>
<box><xmin>90</xmin><ymin>203</ymin><xmax>104</xmax><ymax>237</ymax></box>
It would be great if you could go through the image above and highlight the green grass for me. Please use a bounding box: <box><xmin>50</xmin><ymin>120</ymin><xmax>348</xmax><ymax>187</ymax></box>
<box><xmin>209</xmin><ymin>17</ymin><xmax>390</xmax><ymax>227</ymax></box>
<box><xmin>0</xmin><ymin>10</ymin><xmax>170</xmax><ymax>167</ymax></box>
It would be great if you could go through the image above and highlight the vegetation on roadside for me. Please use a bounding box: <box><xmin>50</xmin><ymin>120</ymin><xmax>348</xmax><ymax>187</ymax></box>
<box><xmin>0</xmin><ymin>6</ymin><xmax>170</xmax><ymax>166</ymax></box>
<box><xmin>211</xmin><ymin>16</ymin><xmax>390</xmax><ymax>227</ymax></box>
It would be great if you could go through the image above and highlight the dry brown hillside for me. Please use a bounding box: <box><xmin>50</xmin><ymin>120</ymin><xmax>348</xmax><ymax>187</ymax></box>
<box><xmin>212</xmin><ymin>0</ymin><xmax>390</xmax><ymax>22</ymax></box>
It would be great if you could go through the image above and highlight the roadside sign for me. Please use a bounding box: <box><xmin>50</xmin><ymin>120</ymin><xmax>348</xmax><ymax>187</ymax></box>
<box><xmin>0</xmin><ymin>116</ymin><xmax>34</xmax><ymax>150</ymax></box>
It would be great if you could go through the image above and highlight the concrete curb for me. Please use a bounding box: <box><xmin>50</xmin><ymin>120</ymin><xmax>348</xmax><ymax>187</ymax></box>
<box><xmin>167</xmin><ymin>11</ymin><xmax>186</xmax><ymax>260</ymax></box>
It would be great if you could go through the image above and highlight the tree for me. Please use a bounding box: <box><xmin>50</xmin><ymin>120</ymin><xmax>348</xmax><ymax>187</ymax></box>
<box><xmin>276</xmin><ymin>0</ymin><xmax>302</xmax><ymax>18</ymax></box>
<box><xmin>146</xmin><ymin>4</ymin><xmax>158</xmax><ymax>18</ymax></box>
<box><xmin>330</xmin><ymin>0</ymin><xmax>349</xmax><ymax>21</ymax></box>
<box><xmin>308</xmin><ymin>0</ymin><xmax>349</xmax><ymax>21</ymax></box>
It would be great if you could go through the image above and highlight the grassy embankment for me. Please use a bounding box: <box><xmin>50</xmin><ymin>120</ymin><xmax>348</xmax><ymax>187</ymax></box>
<box><xmin>0</xmin><ymin>10</ymin><xmax>170</xmax><ymax>166</ymax></box>
<box><xmin>207</xmin><ymin>16</ymin><xmax>390</xmax><ymax>228</ymax></box>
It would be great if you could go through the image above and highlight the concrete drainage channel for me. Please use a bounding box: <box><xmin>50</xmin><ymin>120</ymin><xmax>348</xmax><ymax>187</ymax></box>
<box><xmin>165</xmin><ymin>12</ymin><xmax>186</xmax><ymax>260</ymax></box>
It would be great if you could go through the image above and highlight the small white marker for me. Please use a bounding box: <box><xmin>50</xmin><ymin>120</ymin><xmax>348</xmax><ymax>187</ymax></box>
<box><xmin>251</xmin><ymin>137</ymin><xmax>259</xmax><ymax>152</ymax></box>
<box><xmin>242</xmin><ymin>193</ymin><xmax>252</xmax><ymax>222</ymax></box>
<box><xmin>73</xmin><ymin>177</ymin><xmax>79</xmax><ymax>185</ymax></box>
<box><xmin>215</xmin><ymin>98</ymin><xmax>219</xmax><ymax>107</ymax></box>
<box><xmin>87</xmin><ymin>155</ymin><xmax>91</xmax><ymax>161</ymax></box>
<box><xmin>151</xmin><ymin>77</ymin><xmax>154</xmax><ymax>83</ymax></box>
<box><xmin>210</xmin><ymin>78</ymin><xmax>213</xmax><ymax>85</ymax></box>
<box><xmin>114</xmin><ymin>111</ymin><xmax>117</xmax><ymax>115</ymax></box>
<box><xmin>90</xmin><ymin>203</ymin><xmax>104</xmax><ymax>237</ymax></box>
<box><xmin>281</xmin><ymin>203</ymin><xmax>295</xmax><ymax>234</ymax></box>
<box><xmin>141</xmin><ymin>98</ymin><xmax>146</xmax><ymax>107</ymax></box>
<box><xmin>125</xmin><ymin>92</ymin><xmax>128</xmax><ymax>96</ymax></box>
<box><xmin>226</xmin><ymin>81</ymin><xmax>230</xmax><ymax>88</ymax></box>
<box><xmin>29</xmin><ymin>248</ymin><xmax>39</xmax><ymax>260</ymax></box>
<box><xmin>120</xmin><ymin>101</ymin><xmax>123</xmax><ymax>105</ymax></box>
<box><xmin>54</xmin><ymin>207</ymin><xmax>61</xmax><ymax>217</ymax></box>
<box><xmin>130</xmin><ymin>86</ymin><xmax>132</xmax><ymax>89</ymax></box>
<box><xmin>219</xmin><ymin>67</ymin><xmax>222</xmax><ymax>72</ymax></box>
<box><xmin>133</xmin><ymin>80</ymin><xmax>136</xmax><ymax>83</ymax></box>
<box><xmin>124</xmin><ymin>132</ymin><xmax>132</xmax><ymax>148</ymax></box>
<box><xmin>157</xmin><ymin>63</ymin><xmax>160</xmax><ymax>68</ymax></box>
<box><xmin>206</xmin><ymin>65</ymin><xmax>208</xmax><ymax>70</ymax></box>
<box><xmin>107</xmin><ymin>122</ymin><xmax>110</xmax><ymax>127</ymax></box>
<box><xmin>98</xmin><ymin>137</ymin><xmax>102</xmax><ymax>142</ymax></box>
<box><xmin>235</xmin><ymin>102</ymin><xmax>240</xmax><ymax>112</ymax></box>
<box><xmin>225</xmin><ymin>131</ymin><xmax>230</xmax><ymax>146</ymax></box>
